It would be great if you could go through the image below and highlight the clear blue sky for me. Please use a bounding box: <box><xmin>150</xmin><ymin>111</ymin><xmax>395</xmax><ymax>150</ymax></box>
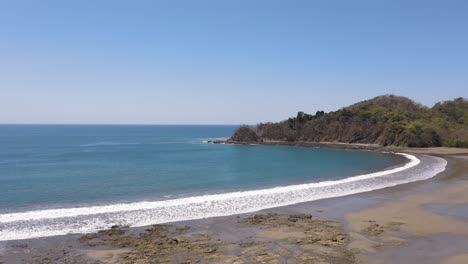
<box><xmin>1</xmin><ymin>0</ymin><xmax>467</xmax><ymax>124</ymax></box>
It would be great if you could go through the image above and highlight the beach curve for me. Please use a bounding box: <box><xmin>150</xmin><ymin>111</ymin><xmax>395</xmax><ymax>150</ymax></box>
<box><xmin>0</xmin><ymin>153</ymin><xmax>446</xmax><ymax>241</ymax></box>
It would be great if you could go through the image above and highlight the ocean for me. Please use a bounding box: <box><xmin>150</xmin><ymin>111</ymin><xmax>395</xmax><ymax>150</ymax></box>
<box><xmin>0</xmin><ymin>125</ymin><xmax>446</xmax><ymax>241</ymax></box>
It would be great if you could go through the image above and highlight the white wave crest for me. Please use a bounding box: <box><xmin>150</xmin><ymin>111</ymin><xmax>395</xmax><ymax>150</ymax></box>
<box><xmin>199</xmin><ymin>137</ymin><xmax>229</xmax><ymax>144</ymax></box>
<box><xmin>0</xmin><ymin>153</ymin><xmax>446</xmax><ymax>241</ymax></box>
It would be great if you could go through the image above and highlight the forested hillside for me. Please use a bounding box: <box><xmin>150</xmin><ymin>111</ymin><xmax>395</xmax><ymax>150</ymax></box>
<box><xmin>230</xmin><ymin>95</ymin><xmax>468</xmax><ymax>148</ymax></box>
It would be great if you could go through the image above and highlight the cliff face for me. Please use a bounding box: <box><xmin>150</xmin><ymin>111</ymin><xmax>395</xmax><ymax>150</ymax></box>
<box><xmin>230</xmin><ymin>95</ymin><xmax>468</xmax><ymax>148</ymax></box>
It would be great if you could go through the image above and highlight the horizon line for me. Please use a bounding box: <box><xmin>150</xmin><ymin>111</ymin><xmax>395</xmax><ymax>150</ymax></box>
<box><xmin>0</xmin><ymin>123</ymin><xmax>248</xmax><ymax>126</ymax></box>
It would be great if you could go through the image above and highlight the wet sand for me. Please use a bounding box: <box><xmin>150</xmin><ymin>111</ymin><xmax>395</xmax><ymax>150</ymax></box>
<box><xmin>1</xmin><ymin>149</ymin><xmax>467</xmax><ymax>264</ymax></box>
<box><xmin>346</xmin><ymin>154</ymin><xmax>468</xmax><ymax>263</ymax></box>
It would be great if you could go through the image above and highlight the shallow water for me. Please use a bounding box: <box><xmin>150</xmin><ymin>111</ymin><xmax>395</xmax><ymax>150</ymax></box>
<box><xmin>0</xmin><ymin>125</ymin><xmax>446</xmax><ymax>241</ymax></box>
<box><xmin>0</xmin><ymin>125</ymin><xmax>404</xmax><ymax>212</ymax></box>
<box><xmin>429</xmin><ymin>204</ymin><xmax>468</xmax><ymax>219</ymax></box>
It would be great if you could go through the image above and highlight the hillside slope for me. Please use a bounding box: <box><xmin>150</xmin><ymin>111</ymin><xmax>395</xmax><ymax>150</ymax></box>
<box><xmin>230</xmin><ymin>95</ymin><xmax>468</xmax><ymax>148</ymax></box>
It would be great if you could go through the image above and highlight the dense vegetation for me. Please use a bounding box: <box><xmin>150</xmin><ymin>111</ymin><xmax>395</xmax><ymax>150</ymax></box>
<box><xmin>230</xmin><ymin>95</ymin><xmax>468</xmax><ymax>148</ymax></box>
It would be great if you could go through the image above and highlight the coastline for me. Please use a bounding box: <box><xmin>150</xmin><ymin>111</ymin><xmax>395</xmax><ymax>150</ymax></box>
<box><xmin>221</xmin><ymin>139</ymin><xmax>468</xmax><ymax>155</ymax></box>
<box><xmin>345</xmin><ymin>154</ymin><xmax>468</xmax><ymax>263</ymax></box>
<box><xmin>0</xmin><ymin>150</ymin><xmax>438</xmax><ymax>242</ymax></box>
<box><xmin>1</xmin><ymin>145</ymin><xmax>466</xmax><ymax>263</ymax></box>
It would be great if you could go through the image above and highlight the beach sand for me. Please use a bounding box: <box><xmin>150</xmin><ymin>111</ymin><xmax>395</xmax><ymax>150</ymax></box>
<box><xmin>346</xmin><ymin>154</ymin><xmax>468</xmax><ymax>263</ymax></box>
<box><xmin>1</xmin><ymin>149</ymin><xmax>467</xmax><ymax>263</ymax></box>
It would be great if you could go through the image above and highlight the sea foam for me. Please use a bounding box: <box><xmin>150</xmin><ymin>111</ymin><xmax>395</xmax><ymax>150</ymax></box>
<box><xmin>0</xmin><ymin>153</ymin><xmax>446</xmax><ymax>241</ymax></box>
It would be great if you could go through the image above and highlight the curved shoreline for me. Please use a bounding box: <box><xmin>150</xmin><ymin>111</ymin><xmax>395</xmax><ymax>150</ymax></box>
<box><xmin>220</xmin><ymin>140</ymin><xmax>468</xmax><ymax>155</ymax></box>
<box><xmin>0</xmin><ymin>152</ymin><xmax>446</xmax><ymax>241</ymax></box>
<box><xmin>0</xmin><ymin>153</ymin><xmax>415</xmax><ymax>224</ymax></box>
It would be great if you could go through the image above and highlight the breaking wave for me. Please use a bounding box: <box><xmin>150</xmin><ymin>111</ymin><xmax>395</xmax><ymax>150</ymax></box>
<box><xmin>0</xmin><ymin>153</ymin><xmax>446</xmax><ymax>241</ymax></box>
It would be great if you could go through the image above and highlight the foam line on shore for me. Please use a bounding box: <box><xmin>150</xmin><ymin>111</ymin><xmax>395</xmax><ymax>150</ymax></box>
<box><xmin>0</xmin><ymin>153</ymin><xmax>447</xmax><ymax>241</ymax></box>
<box><xmin>0</xmin><ymin>153</ymin><xmax>418</xmax><ymax>223</ymax></box>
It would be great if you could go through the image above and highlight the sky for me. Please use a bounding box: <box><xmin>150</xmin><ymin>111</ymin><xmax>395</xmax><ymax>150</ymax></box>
<box><xmin>0</xmin><ymin>0</ymin><xmax>467</xmax><ymax>125</ymax></box>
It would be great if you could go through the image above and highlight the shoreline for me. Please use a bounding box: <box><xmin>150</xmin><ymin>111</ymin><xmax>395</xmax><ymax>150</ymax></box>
<box><xmin>1</xmin><ymin>148</ymin><xmax>467</xmax><ymax>263</ymax></box>
<box><xmin>219</xmin><ymin>139</ymin><xmax>468</xmax><ymax>155</ymax></box>
<box><xmin>0</xmin><ymin>151</ymin><xmax>438</xmax><ymax>242</ymax></box>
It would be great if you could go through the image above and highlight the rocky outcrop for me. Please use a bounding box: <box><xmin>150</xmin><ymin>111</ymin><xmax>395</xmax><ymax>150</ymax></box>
<box><xmin>80</xmin><ymin>214</ymin><xmax>355</xmax><ymax>264</ymax></box>
<box><xmin>229</xmin><ymin>125</ymin><xmax>261</xmax><ymax>143</ymax></box>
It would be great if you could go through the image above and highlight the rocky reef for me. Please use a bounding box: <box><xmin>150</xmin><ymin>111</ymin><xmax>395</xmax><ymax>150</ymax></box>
<box><xmin>80</xmin><ymin>213</ymin><xmax>355</xmax><ymax>264</ymax></box>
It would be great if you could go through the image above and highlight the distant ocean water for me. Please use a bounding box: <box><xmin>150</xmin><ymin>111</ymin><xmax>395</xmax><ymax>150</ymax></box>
<box><xmin>0</xmin><ymin>125</ymin><xmax>446</xmax><ymax>241</ymax></box>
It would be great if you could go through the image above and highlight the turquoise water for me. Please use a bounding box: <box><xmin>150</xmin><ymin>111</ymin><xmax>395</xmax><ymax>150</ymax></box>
<box><xmin>3</xmin><ymin>125</ymin><xmax>448</xmax><ymax>241</ymax></box>
<box><xmin>0</xmin><ymin>125</ymin><xmax>403</xmax><ymax>213</ymax></box>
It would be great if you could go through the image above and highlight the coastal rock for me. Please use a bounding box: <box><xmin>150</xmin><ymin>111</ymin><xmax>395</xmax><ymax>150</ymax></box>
<box><xmin>230</xmin><ymin>125</ymin><xmax>261</xmax><ymax>143</ymax></box>
<box><xmin>244</xmin><ymin>214</ymin><xmax>348</xmax><ymax>248</ymax></box>
<box><xmin>79</xmin><ymin>214</ymin><xmax>354</xmax><ymax>264</ymax></box>
<box><xmin>363</xmin><ymin>223</ymin><xmax>385</xmax><ymax>236</ymax></box>
<box><xmin>362</xmin><ymin>221</ymin><xmax>405</xmax><ymax>236</ymax></box>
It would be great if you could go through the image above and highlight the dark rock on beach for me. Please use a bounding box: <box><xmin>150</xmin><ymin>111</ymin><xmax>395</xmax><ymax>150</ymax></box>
<box><xmin>75</xmin><ymin>213</ymin><xmax>355</xmax><ymax>263</ymax></box>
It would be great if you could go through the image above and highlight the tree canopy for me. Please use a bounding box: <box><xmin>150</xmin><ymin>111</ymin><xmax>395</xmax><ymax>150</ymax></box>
<box><xmin>230</xmin><ymin>95</ymin><xmax>468</xmax><ymax>148</ymax></box>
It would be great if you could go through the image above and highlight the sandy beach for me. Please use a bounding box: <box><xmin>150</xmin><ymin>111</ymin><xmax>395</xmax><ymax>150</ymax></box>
<box><xmin>1</xmin><ymin>148</ymin><xmax>467</xmax><ymax>264</ymax></box>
